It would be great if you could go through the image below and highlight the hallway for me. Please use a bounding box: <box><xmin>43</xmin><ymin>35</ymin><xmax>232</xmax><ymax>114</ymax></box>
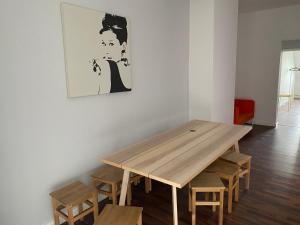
<box><xmin>278</xmin><ymin>99</ymin><xmax>300</xmax><ymax>127</ymax></box>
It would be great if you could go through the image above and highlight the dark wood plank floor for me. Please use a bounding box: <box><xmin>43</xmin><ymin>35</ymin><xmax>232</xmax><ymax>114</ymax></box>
<box><xmin>78</xmin><ymin>125</ymin><xmax>300</xmax><ymax>225</ymax></box>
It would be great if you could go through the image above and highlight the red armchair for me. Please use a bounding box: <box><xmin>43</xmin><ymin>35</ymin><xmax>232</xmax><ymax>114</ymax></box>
<box><xmin>234</xmin><ymin>99</ymin><xmax>255</xmax><ymax>125</ymax></box>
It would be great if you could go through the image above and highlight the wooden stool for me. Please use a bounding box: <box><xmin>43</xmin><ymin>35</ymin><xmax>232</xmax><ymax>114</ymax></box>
<box><xmin>91</xmin><ymin>165</ymin><xmax>151</xmax><ymax>206</ymax></box>
<box><xmin>131</xmin><ymin>175</ymin><xmax>152</xmax><ymax>193</ymax></box>
<box><xmin>221</xmin><ymin>151</ymin><xmax>252</xmax><ymax>190</ymax></box>
<box><xmin>206</xmin><ymin>160</ymin><xmax>239</xmax><ymax>213</ymax></box>
<box><xmin>50</xmin><ymin>181</ymin><xmax>98</xmax><ymax>225</ymax></box>
<box><xmin>95</xmin><ymin>204</ymin><xmax>143</xmax><ymax>225</ymax></box>
<box><xmin>189</xmin><ymin>172</ymin><xmax>225</xmax><ymax>225</ymax></box>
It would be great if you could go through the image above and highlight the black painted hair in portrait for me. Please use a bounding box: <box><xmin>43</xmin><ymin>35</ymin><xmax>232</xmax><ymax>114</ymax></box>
<box><xmin>100</xmin><ymin>13</ymin><xmax>128</xmax><ymax>45</ymax></box>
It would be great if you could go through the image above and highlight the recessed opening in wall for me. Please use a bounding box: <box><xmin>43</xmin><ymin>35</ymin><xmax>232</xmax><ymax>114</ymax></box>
<box><xmin>277</xmin><ymin>40</ymin><xmax>300</xmax><ymax>127</ymax></box>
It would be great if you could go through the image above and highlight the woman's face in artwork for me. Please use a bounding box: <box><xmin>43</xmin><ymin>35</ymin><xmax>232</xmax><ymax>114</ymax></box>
<box><xmin>100</xmin><ymin>30</ymin><xmax>126</xmax><ymax>62</ymax></box>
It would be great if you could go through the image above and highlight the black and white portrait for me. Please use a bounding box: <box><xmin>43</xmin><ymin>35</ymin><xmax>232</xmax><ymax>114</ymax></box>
<box><xmin>61</xmin><ymin>3</ymin><xmax>132</xmax><ymax>97</ymax></box>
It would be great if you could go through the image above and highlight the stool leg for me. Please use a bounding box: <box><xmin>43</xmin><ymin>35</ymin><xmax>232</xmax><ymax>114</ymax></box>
<box><xmin>92</xmin><ymin>191</ymin><xmax>99</xmax><ymax>218</ymax></box>
<box><xmin>228</xmin><ymin>178</ymin><xmax>233</xmax><ymax>213</ymax></box>
<box><xmin>137</xmin><ymin>214</ymin><xmax>142</xmax><ymax>225</ymax></box>
<box><xmin>213</xmin><ymin>192</ymin><xmax>217</xmax><ymax>212</ymax></box>
<box><xmin>67</xmin><ymin>206</ymin><xmax>74</xmax><ymax>225</ymax></box>
<box><xmin>234</xmin><ymin>176</ymin><xmax>239</xmax><ymax>202</ymax></box>
<box><xmin>51</xmin><ymin>198</ymin><xmax>60</xmax><ymax>225</ymax></box>
<box><xmin>205</xmin><ymin>192</ymin><xmax>209</xmax><ymax>201</ymax></box>
<box><xmin>112</xmin><ymin>183</ymin><xmax>117</xmax><ymax>205</ymax></box>
<box><xmin>192</xmin><ymin>190</ymin><xmax>196</xmax><ymax>225</ymax></box>
<box><xmin>93</xmin><ymin>179</ymin><xmax>101</xmax><ymax>201</ymax></box>
<box><xmin>78</xmin><ymin>203</ymin><xmax>84</xmax><ymax>221</ymax></box>
<box><xmin>127</xmin><ymin>181</ymin><xmax>132</xmax><ymax>206</ymax></box>
<box><xmin>245</xmin><ymin>160</ymin><xmax>251</xmax><ymax>190</ymax></box>
<box><xmin>108</xmin><ymin>184</ymin><xmax>113</xmax><ymax>200</ymax></box>
<box><xmin>188</xmin><ymin>183</ymin><xmax>192</xmax><ymax>212</ymax></box>
<box><xmin>219</xmin><ymin>190</ymin><xmax>224</xmax><ymax>225</ymax></box>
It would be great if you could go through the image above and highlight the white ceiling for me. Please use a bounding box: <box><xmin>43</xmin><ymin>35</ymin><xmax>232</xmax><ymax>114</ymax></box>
<box><xmin>239</xmin><ymin>0</ymin><xmax>300</xmax><ymax>13</ymax></box>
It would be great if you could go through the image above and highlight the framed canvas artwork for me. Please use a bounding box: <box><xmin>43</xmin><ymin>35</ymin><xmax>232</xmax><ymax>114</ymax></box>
<box><xmin>61</xmin><ymin>3</ymin><xmax>132</xmax><ymax>97</ymax></box>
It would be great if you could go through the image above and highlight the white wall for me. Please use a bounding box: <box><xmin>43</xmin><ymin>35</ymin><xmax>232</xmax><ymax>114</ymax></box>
<box><xmin>212</xmin><ymin>0</ymin><xmax>238</xmax><ymax>123</ymax></box>
<box><xmin>0</xmin><ymin>1</ymin><xmax>189</xmax><ymax>225</ymax></box>
<box><xmin>279</xmin><ymin>51</ymin><xmax>295</xmax><ymax>107</ymax></box>
<box><xmin>189</xmin><ymin>0</ymin><xmax>214</xmax><ymax>121</ymax></box>
<box><xmin>189</xmin><ymin>0</ymin><xmax>238</xmax><ymax>123</ymax></box>
<box><xmin>236</xmin><ymin>5</ymin><xmax>300</xmax><ymax>126</ymax></box>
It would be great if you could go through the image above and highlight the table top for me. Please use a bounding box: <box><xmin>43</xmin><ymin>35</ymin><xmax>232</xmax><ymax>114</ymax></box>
<box><xmin>102</xmin><ymin>120</ymin><xmax>252</xmax><ymax>188</ymax></box>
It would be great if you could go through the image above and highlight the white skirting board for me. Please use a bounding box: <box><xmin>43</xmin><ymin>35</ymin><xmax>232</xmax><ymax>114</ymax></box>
<box><xmin>45</xmin><ymin>222</ymin><xmax>54</xmax><ymax>225</ymax></box>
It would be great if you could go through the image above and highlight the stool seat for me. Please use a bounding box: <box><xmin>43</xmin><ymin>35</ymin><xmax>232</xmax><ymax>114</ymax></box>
<box><xmin>91</xmin><ymin>165</ymin><xmax>145</xmax><ymax>184</ymax></box>
<box><xmin>206</xmin><ymin>160</ymin><xmax>239</xmax><ymax>177</ymax></box>
<box><xmin>91</xmin><ymin>165</ymin><xmax>124</xmax><ymax>184</ymax></box>
<box><xmin>50</xmin><ymin>181</ymin><xmax>95</xmax><ymax>206</ymax></box>
<box><xmin>95</xmin><ymin>204</ymin><xmax>143</xmax><ymax>225</ymax></box>
<box><xmin>191</xmin><ymin>172</ymin><xmax>225</xmax><ymax>190</ymax></box>
<box><xmin>221</xmin><ymin>152</ymin><xmax>252</xmax><ymax>166</ymax></box>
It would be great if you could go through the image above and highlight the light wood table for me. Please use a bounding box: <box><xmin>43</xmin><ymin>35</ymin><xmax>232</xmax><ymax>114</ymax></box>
<box><xmin>102</xmin><ymin>120</ymin><xmax>252</xmax><ymax>225</ymax></box>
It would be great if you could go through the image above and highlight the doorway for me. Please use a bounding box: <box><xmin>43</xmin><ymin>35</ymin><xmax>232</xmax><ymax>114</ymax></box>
<box><xmin>277</xmin><ymin>50</ymin><xmax>300</xmax><ymax>127</ymax></box>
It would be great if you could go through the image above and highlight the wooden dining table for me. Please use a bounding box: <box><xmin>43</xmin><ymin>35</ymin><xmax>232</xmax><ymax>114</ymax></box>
<box><xmin>102</xmin><ymin>120</ymin><xmax>252</xmax><ymax>225</ymax></box>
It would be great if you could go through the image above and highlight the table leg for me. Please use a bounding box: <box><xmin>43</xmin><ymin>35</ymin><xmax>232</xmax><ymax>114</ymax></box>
<box><xmin>172</xmin><ymin>186</ymin><xmax>178</xmax><ymax>225</ymax></box>
<box><xmin>119</xmin><ymin>170</ymin><xmax>130</xmax><ymax>206</ymax></box>
<box><xmin>234</xmin><ymin>142</ymin><xmax>240</xmax><ymax>153</ymax></box>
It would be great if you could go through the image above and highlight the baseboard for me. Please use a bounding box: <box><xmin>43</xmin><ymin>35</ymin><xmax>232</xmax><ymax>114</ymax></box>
<box><xmin>254</xmin><ymin>123</ymin><xmax>276</xmax><ymax>128</ymax></box>
<box><xmin>254</xmin><ymin>121</ymin><xmax>277</xmax><ymax>128</ymax></box>
<box><xmin>45</xmin><ymin>222</ymin><xmax>54</xmax><ymax>225</ymax></box>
